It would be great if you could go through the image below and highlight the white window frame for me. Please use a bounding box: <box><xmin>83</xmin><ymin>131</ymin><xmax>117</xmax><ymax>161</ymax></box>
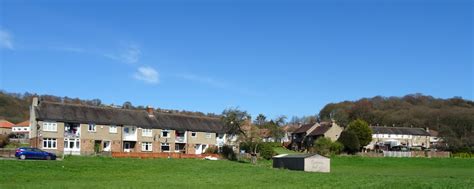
<box><xmin>109</xmin><ymin>125</ymin><xmax>118</xmax><ymax>133</ymax></box>
<box><xmin>88</xmin><ymin>123</ymin><xmax>96</xmax><ymax>132</ymax></box>
<box><xmin>205</xmin><ymin>132</ymin><xmax>212</xmax><ymax>139</ymax></box>
<box><xmin>141</xmin><ymin>142</ymin><xmax>153</xmax><ymax>152</ymax></box>
<box><xmin>142</xmin><ymin>129</ymin><xmax>153</xmax><ymax>137</ymax></box>
<box><xmin>191</xmin><ymin>132</ymin><xmax>197</xmax><ymax>138</ymax></box>
<box><xmin>43</xmin><ymin>122</ymin><xmax>57</xmax><ymax>132</ymax></box>
<box><xmin>161</xmin><ymin>130</ymin><xmax>170</xmax><ymax>138</ymax></box>
<box><xmin>42</xmin><ymin>138</ymin><xmax>57</xmax><ymax>149</ymax></box>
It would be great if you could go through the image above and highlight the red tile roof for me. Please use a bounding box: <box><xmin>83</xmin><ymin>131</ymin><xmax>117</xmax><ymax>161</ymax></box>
<box><xmin>0</xmin><ymin>120</ymin><xmax>14</xmax><ymax>128</ymax></box>
<box><xmin>15</xmin><ymin>120</ymin><xmax>30</xmax><ymax>127</ymax></box>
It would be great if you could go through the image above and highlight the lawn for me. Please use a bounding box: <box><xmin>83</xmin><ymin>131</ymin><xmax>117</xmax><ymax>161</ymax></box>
<box><xmin>0</xmin><ymin>156</ymin><xmax>472</xmax><ymax>188</ymax></box>
<box><xmin>273</xmin><ymin>147</ymin><xmax>302</xmax><ymax>155</ymax></box>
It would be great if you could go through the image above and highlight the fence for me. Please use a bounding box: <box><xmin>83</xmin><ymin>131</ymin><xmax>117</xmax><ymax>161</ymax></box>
<box><xmin>0</xmin><ymin>148</ymin><xmax>16</xmax><ymax>158</ymax></box>
<box><xmin>360</xmin><ymin>151</ymin><xmax>451</xmax><ymax>158</ymax></box>
<box><xmin>111</xmin><ymin>152</ymin><xmax>220</xmax><ymax>159</ymax></box>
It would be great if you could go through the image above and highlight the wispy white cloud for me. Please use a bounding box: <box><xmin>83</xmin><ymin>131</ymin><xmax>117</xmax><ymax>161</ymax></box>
<box><xmin>134</xmin><ymin>66</ymin><xmax>159</xmax><ymax>84</ymax></box>
<box><xmin>104</xmin><ymin>44</ymin><xmax>141</xmax><ymax>64</ymax></box>
<box><xmin>174</xmin><ymin>73</ymin><xmax>263</xmax><ymax>96</ymax></box>
<box><xmin>0</xmin><ymin>29</ymin><xmax>14</xmax><ymax>50</ymax></box>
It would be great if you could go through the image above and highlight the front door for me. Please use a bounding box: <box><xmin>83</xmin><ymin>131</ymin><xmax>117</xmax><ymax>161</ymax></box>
<box><xmin>124</xmin><ymin>142</ymin><xmax>131</xmax><ymax>152</ymax></box>
<box><xmin>103</xmin><ymin>141</ymin><xmax>111</xmax><ymax>152</ymax></box>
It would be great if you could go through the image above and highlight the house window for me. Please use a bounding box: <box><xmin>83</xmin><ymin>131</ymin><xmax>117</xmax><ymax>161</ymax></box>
<box><xmin>42</xmin><ymin>138</ymin><xmax>57</xmax><ymax>149</ymax></box>
<box><xmin>43</xmin><ymin>122</ymin><xmax>57</xmax><ymax>132</ymax></box>
<box><xmin>218</xmin><ymin>134</ymin><xmax>223</xmax><ymax>139</ymax></box>
<box><xmin>161</xmin><ymin>130</ymin><xmax>170</xmax><ymax>138</ymax></box>
<box><xmin>142</xmin><ymin>129</ymin><xmax>152</xmax><ymax>137</ymax></box>
<box><xmin>141</xmin><ymin>142</ymin><xmax>152</xmax><ymax>152</ymax></box>
<box><xmin>205</xmin><ymin>132</ymin><xmax>212</xmax><ymax>138</ymax></box>
<box><xmin>124</xmin><ymin>127</ymin><xmax>130</xmax><ymax>134</ymax></box>
<box><xmin>191</xmin><ymin>132</ymin><xmax>197</xmax><ymax>138</ymax></box>
<box><xmin>109</xmin><ymin>126</ymin><xmax>118</xmax><ymax>133</ymax></box>
<box><xmin>161</xmin><ymin>143</ymin><xmax>170</xmax><ymax>152</ymax></box>
<box><xmin>88</xmin><ymin>123</ymin><xmax>96</xmax><ymax>132</ymax></box>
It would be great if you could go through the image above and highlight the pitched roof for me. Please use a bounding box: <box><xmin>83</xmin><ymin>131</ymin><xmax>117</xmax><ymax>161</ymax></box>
<box><xmin>35</xmin><ymin>101</ymin><xmax>225</xmax><ymax>133</ymax></box>
<box><xmin>15</xmin><ymin>120</ymin><xmax>30</xmax><ymax>127</ymax></box>
<box><xmin>0</xmin><ymin>120</ymin><xmax>14</xmax><ymax>128</ymax></box>
<box><xmin>370</xmin><ymin>126</ymin><xmax>430</xmax><ymax>136</ymax></box>
<box><xmin>292</xmin><ymin>123</ymin><xmax>315</xmax><ymax>134</ymax></box>
<box><xmin>307</xmin><ymin>124</ymin><xmax>331</xmax><ymax>136</ymax></box>
<box><xmin>428</xmin><ymin>129</ymin><xmax>439</xmax><ymax>137</ymax></box>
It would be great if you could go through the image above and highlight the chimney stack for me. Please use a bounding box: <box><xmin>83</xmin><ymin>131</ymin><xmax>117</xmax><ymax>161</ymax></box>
<box><xmin>146</xmin><ymin>106</ymin><xmax>154</xmax><ymax>117</ymax></box>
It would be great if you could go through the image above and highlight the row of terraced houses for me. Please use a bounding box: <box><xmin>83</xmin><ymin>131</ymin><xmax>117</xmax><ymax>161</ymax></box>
<box><xmin>29</xmin><ymin>97</ymin><xmax>236</xmax><ymax>156</ymax></box>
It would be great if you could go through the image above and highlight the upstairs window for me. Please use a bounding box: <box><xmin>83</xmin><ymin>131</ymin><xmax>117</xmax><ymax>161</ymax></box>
<box><xmin>142</xmin><ymin>129</ymin><xmax>152</xmax><ymax>137</ymax></box>
<box><xmin>88</xmin><ymin>123</ymin><xmax>96</xmax><ymax>132</ymax></box>
<box><xmin>191</xmin><ymin>132</ymin><xmax>197</xmax><ymax>138</ymax></box>
<box><xmin>161</xmin><ymin>130</ymin><xmax>169</xmax><ymax>138</ymax></box>
<box><xmin>43</xmin><ymin>122</ymin><xmax>57</xmax><ymax>132</ymax></box>
<box><xmin>109</xmin><ymin>125</ymin><xmax>118</xmax><ymax>133</ymax></box>
<box><xmin>205</xmin><ymin>132</ymin><xmax>212</xmax><ymax>139</ymax></box>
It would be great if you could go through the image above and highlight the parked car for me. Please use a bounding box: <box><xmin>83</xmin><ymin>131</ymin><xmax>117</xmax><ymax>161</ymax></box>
<box><xmin>390</xmin><ymin>145</ymin><xmax>409</xmax><ymax>151</ymax></box>
<box><xmin>15</xmin><ymin>147</ymin><xmax>57</xmax><ymax>160</ymax></box>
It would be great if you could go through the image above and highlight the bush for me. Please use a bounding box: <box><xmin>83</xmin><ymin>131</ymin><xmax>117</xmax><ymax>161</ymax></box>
<box><xmin>338</xmin><ymin>131</ymin><xmax>360</xmax><ymax>154</ymax></box>
<box><xmin>0</xmin><ymin>135</ymin><xmax>9</xmax><ymax>148</ymax></box>
<box><xmin>347</xmin><ymin>119</ymin><xmax>372</xmax><ymax>147</ymax></box>
<box><xmin>259</xmin><ymin>143</ymin><xmax>276</xmax><ymax>160</ymax></box>
<box><xmin>220</xmin><ymin>145</ymin><xmax>237</xmax><ymax>160</ymax></box>
<box><xmin>330</xmin><ymin>141</ymin><xmax>344</xmax><ymax>155</ymax></box>
<box><xmin>205</xmin><ymin>146</ymin><xmax>218</xmax><ymax>154</ymax></box>
<box><xmin>239</xmin><ymin>142</ymin><xmax>276</xmax><ymax>160</ymax></box>
<box><xmin>313</xmin><ymin>137</ymin><xmax>332</xmax><ymax>156</ymax></box>
<box><xmin>312</xmin><ymin>137</ymin><xmax>344</xmax><ymax>156</ymax></box>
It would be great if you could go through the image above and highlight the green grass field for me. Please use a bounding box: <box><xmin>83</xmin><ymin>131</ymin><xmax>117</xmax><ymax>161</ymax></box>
<box><xmin>0</xmin><ymin>156</ymin><xmax>472</xmax><ymax>188</ymax></box>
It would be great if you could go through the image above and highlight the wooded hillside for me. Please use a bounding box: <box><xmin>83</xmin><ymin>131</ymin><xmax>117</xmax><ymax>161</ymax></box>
<box><xmin>319</xmin><ymin>94</ymin><xmax>474</xmax><ymax>152</ymax></box>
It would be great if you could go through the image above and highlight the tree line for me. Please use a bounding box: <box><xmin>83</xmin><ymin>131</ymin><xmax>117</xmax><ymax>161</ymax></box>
<box><xmin>318</xmin><ymin>94</ymin><xmax>474</xmax><ymax>152</ymax></box>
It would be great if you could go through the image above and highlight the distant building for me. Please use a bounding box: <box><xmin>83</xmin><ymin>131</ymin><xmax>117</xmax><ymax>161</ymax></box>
<box><xmin>0</xmin><ymin>120</ymin><xmax>14</xmax><ymax>135</ymax></box>
<box><xmin>29</xmin><ymin>97</ymin><xmax>231</xmax><ymax>156</ymax></box>
<box><xmin>12</xmin><ymin>120</ymin><xmax>30</xmax><ymax>138</ymax></box>
<box><xmin>366</xmin><ymin>126</ymin><xmax>431</xmax><ymax>150</ymax></box>
<box><xmin>291</xmin><ymin>121</ymin><xmax>343</xmax><ymax>151</ymax></box>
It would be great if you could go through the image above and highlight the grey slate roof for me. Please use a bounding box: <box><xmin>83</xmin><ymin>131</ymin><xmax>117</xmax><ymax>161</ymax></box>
<box><xmin>307</xmin><ymin>124</ymin><xmax>331</xmax><ymax>136</ymax></box>
<box><xmin>293</xmin><ymin>123</ymin><xmax>315</xmax><ymax>134</ymax></box>
<box><xmin>370</xmin><ymin>126</ymin><xmax>430</xmax><ymax>136</ymax></box>
<box><xmin>35</xmin><ymin>101</ymin><xmax>225</xmax><ymax>133</ymax></box>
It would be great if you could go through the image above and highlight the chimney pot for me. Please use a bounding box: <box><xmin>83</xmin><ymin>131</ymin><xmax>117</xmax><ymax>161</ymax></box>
<box><xmin>146</xmin><ymin>106</ymin><xmax>154</xmax><ymax>116</ymax></box>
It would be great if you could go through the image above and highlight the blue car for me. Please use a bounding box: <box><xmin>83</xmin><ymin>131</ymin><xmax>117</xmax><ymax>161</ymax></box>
<box><xmin>15</xmin><ymin>147</ymin><xmax>57</xmax><ymax>160</ymax></box>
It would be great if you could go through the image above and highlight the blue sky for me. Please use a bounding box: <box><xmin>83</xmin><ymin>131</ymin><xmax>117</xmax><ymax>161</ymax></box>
<box><xmin>0</xmin><ymin>0</ymin><xmax>472</xmax><ymax>119</ymax></box>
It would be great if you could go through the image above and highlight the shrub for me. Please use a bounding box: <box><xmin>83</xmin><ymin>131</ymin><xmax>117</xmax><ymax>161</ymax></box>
<box><xmin>312</xmin><ymin>137</ymin><xmax>344</xmax><ymax>156</ymax></box>
<box><xmin>239</xmin><ymin>142</ymin><xmax>276</xmax><ymax>160</ymax></box>
<box><xmin>259</xmin><ymin>143</ymin><xmax>276</xmax><ymax>160</ymax></box>
<box><xmin>313</xmin><ymin>137</ymin><xmax>332</xmax><ymax>156</ymax></box>
<box><xmin>330</xmin><ymin>141</ymin><xmax>344</xmax><ymax>155</ymax></box>
<box><xmin>204</xmin><ymin>146</ymin><xmax>218</xmax><ymax>154</ymax></box>
<box><xmin>338</xmin><ymin>131</ymin><xmax>360</xmax><ymax>154</ymax></box>
<box><xmin>347</xmin><ymin>119</ymin><xmax>372</xmax><ymax>147</ymax></box>
<box><xmin>0</xmin><ymin>135</ymin><xmax>9</xmax><ymax>148</ymax></box>
<box><xmin>220</xmin><ymin>145</ymin><xmax>237</xmax><ymax>160</ymax></box>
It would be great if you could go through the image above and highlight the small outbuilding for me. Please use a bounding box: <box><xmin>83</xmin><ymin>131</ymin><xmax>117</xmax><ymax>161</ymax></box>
<box><xmin>272</xmin><ymin>154</ymin><xmax>330</xmax><ymax>173</ymax></box>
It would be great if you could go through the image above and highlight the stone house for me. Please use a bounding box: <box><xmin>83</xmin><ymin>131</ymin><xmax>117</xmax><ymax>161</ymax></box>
<box><xmin>366</xmin><ymin>126</ymin><xmax>431</xmax><ymax>150</ymax></box>
<box><xmin>291</xmin><ymin>121</ymin><xmax>343</xmax><ymax>151</ymax></box>
<box><xmin>29</xmin><ymin>97</ymin><xmax>228</xmax><ymax>156</ymax></box>
<box><xmin>0</xmin><ymin>120</ymin><xmax>14</xmax><ymax>135</ymax></box>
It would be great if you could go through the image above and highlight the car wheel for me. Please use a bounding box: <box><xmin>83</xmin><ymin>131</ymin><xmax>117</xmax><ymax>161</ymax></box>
<box><xmin>46</xmin><ymin>156</ymin><xmax>51</xmax><ymax>160</ymax></box>
<box><xmin>20</xmin><ymin>155</ymin><xmax>26</xmax><ymax>160</ymax></box>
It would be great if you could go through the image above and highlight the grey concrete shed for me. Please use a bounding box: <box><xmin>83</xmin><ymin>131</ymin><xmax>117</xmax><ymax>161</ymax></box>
<box><xmin>272</xmin><ymin>154</ymin><xmax>330</xmax><ymax>172</ymax></box>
